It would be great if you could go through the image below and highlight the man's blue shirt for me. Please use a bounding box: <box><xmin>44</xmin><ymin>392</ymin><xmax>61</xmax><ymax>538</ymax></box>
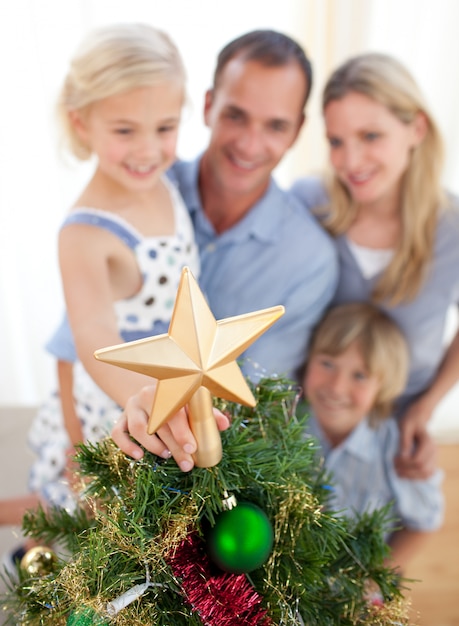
<box><xmin>168</xmin><ymin>157</ymin><xmax>338</xmax><ymax>380</ymax></box>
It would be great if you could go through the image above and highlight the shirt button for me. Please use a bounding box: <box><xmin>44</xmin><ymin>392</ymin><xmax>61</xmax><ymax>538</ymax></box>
<box><xmin>206</xmin><ymin>243</ymin><xmax>216</xmax><ymax>252</ymax></box>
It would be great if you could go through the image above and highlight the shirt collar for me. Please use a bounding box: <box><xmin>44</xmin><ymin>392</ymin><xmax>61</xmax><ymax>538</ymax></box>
<box><xmin>174</xmin><ymin>156</ymin><xmax>202</xmax><ymax>216</ymax></box>
<box><xmin>308</xmin><ymin>412</ymin><xmax>377</xmax><ymax>462</ymax></box>
<box><xmin>180</xmin><ymin>155</ymin><xmax>286</xmax><ymax>244</ymax></box>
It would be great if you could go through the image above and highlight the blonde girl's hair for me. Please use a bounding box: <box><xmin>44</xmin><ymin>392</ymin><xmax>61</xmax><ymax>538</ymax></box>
<box><xmin>321</xmin><ymin>53</ymin><xmax>445</xmax><ymax>304</ymax></box>
<box><xmin>308</xmin><ymin>303</ymin><xmax>409</xmax><ymax>422</ymax></box>
<box><xmin>57</xmin><ymin>23</ymin><xmax>186</xmax><ymax>160</ymax></box>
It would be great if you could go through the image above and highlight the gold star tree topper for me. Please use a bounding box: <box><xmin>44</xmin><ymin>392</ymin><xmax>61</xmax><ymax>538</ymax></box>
<box><xmin>94</xmin><ymin>267</ymin><xmax>284</xmax><ymax>467</ymax></box>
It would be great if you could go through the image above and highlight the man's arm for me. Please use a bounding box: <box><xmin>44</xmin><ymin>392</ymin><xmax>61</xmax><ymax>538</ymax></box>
<box><xmin>241</xmin><ymin>253</ymin><xmax>337</xmax><ymax>381</ymax></box>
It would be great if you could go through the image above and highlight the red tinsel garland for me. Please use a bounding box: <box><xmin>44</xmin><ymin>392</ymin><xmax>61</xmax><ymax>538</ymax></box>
<box><xmin>169</xmin><ymin>532</ymin><xmax>272</xmax><ymax>626</ymax></box>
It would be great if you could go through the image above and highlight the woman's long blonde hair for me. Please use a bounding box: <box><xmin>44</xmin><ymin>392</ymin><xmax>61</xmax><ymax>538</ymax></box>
<box><xmin>57</xmin><ymin>23</ymin><xmax>185</xmax><ymax>160</ymax></box>
<box><xmin>322</xmin><ymin>53</ymin><xmax>445</xmax><ymax>304</ymax></box>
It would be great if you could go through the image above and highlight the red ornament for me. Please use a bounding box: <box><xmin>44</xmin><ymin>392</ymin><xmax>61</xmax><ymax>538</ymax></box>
<box><xmin>169</xmin><ymin>532</ymin><xmax>272</xmax><ymax>626</ymax></box>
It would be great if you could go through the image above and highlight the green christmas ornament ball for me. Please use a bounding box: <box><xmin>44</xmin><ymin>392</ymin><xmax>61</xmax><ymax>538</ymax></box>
<box><xmin>67</xmin><ymin>607</ymin><xmax>109</xmax><ymax>626</ymax></box>
<box><xmin>207</xmin><ymin>502</ymin><xmax>274</xmax><ymax>574</ymax></box>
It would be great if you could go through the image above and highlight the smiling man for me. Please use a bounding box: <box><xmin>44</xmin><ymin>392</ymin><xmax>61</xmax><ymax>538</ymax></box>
<box><xmin>169</xmin><ymin>30</ymin><xmax>338</xmax><ymax>381</ymax></box>
<box><xmin>113</xmin><ymin>31</ymin><xmax>339</xmax><ymax>468</ymax></box>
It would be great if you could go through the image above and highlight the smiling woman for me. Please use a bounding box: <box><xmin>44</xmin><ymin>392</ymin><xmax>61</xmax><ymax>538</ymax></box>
<box><xmin>324</xmin><ymin>91</ymin><xmax>427</xmax><ymax>235</ymax></box>
<box><xmin>291</xmin><ymin>52</ymin><xmax>459</xmax><ymax>485</ymax></box>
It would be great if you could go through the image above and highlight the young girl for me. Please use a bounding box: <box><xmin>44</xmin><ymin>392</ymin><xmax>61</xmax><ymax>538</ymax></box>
<box><xmin>1</xmin><ymin>23</ymin><xmax>201</xmax><ymax>528</ymax></box>
<box><xmin>291</xmin><ymin>53</ymin><xmax>459</xmax><ymax>479</ymax></box>
<box><xmin>303</xmin><ymin>302</ymin><xmax>443</xmax><ymax>574</ymax></box>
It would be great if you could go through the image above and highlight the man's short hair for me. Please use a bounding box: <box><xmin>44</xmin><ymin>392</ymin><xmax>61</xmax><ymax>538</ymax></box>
<box><xmin>213</xmin><ymin>29</ymin><xmax>313</xmax><ymax>109</ymax></box>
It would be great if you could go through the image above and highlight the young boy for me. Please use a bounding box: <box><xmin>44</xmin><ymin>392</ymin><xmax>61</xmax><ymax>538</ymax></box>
<box><xmin>303</xmin><ymin>302</ymin><xmax>444</xmax><ymax>573</ymax></box>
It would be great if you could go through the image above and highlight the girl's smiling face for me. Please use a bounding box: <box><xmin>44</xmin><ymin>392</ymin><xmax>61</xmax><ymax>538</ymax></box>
<box><xmin>72</xmin><ymin>82</ymin><xmax>183</xmax><ymax>194</ymax></box>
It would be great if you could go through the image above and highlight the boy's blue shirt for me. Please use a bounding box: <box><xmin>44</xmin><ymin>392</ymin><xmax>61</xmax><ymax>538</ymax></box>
<box><xmin>306</xmin><ymin>409</ymin><xmax>444</xmax><ymax>535</ymax></box>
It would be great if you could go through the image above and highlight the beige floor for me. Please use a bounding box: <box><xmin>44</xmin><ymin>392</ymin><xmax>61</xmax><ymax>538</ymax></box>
<box><xmin>0</xmin><ymin>407</ymin><xmax>458</xmax><ymax>625</ymax></box>
<box><xmin>404</xmin><ymin>443</ymin><xmax>459</xmax><ymax>626</ymax></box>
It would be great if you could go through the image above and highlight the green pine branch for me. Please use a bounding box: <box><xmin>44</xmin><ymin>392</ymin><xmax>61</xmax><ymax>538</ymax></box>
<box><xmin>1</xmin><ymin>376</ymin><xmax>413</xmax><ymax>625</ymax></box>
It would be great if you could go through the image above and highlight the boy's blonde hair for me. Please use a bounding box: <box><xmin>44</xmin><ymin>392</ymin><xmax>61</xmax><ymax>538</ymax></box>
<box><xmin>308</xmin><ymin>303</ymin><xmax>409</xmax><ymax>421</ymax></box>
<box><xmin>321</xmin><ymin>53</ymin><xmax>445</xmax><ymax>305</ymax></box>
<box><xmin>57</xmin><ymin>23</ymin><xmax>185</xmax><ymax>160</ymax></box>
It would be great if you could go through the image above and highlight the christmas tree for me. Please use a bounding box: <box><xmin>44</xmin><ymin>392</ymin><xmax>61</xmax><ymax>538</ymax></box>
<box><xmin>1</xmin><ymin>269</ymin><xmax>414</xmax><ymax>624</ymax></box>
<box><xmin>2</xmin><ymin>377</ymin><xmax>411</xmax><ymax>625</ymax></box>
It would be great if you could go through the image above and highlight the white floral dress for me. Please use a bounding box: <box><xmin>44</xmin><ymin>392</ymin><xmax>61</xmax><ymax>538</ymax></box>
<box><xmin>28</xmin><ymin>179</ymin><xmax>199</xmax><ymax>509</ymax></box>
